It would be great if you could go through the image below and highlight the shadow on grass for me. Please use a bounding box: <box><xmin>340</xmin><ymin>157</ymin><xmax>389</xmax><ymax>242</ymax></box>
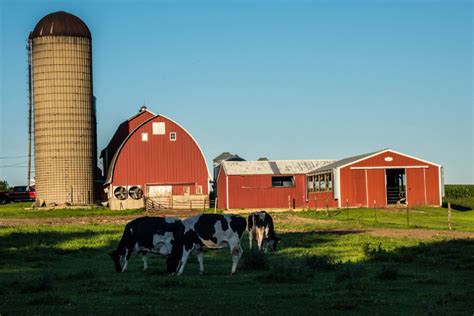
<box><xmin>442</xmin><ymin>201</ymin><xmax>472</xmax><ymax>211</ymax></box>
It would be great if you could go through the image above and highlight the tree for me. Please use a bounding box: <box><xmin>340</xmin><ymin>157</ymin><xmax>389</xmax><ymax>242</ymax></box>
<box><xmin>0</xmin><ymin>180</ymin><xmax>10</xmax><ymax>191</ymax></box>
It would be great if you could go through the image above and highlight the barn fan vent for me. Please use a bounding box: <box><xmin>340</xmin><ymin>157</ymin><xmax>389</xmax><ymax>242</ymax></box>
<box><xmin>129</xmin><ymin>186</ymin><xmax>143</xmax><ymax>200</ymax></box>
<box><xmin>114</xmin><ymin>186</ymin><xmax>128</xmax><ymax>200</ymax></box>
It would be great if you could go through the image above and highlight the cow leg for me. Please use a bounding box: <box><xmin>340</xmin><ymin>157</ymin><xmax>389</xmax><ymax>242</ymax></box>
<box><xmin>249</xmin><ymin>230</ymin><xmax>253</xmax><ymax>250</ymax></box>
<box><xmin>142</xmin><ymin>252</ymin><xmax>149</xmax><ymax>271</ymax></box>
<box><xmin>257</xmin><ymin>232</ymin><xmax>264</xmax><ymax>251</ymax></box>
<box><xmin>196</xmin><ymin>250</ymin><xmax>204</xmax><ymax>275</ymax></box>
<box><xmin>177</xmin><ymin>247</ymin><xmax>192</xmax><ymax>276</ymax></box>
<box><xmin>230</xmin><ymin>243</ymin><xmax>243</xmax><ymax>275</ymax></box>
<box><xmin>121</xmin><ymin>248</ymin><xmax>131</xmax><ymax>272</ymax></box>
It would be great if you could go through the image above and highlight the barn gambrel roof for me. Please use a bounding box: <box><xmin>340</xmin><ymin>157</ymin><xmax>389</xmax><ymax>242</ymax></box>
<box><xmin>222</xmin><ymin>160</ymin><xmax>335</xmax><ymax>176</ymax></box>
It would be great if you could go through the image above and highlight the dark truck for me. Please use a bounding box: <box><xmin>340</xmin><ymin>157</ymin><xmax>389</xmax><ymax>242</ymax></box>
<box><xmin>0</xmin><ymin>186</ymin><xmax>36</xmax><ymax>204</ymax></box>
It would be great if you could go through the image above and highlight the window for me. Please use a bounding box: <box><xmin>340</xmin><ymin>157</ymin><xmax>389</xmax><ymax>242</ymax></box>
<box><xmin>196</xmin><ymin>185</ymin><xmax>203</xmax><ymax>194</ymax></box>
<box><xmin>170</xmin><ymin>132</ymin><xmax>177</xmax><ymax>141</ymax></box>
<box><xmin>272</xmin><ymin>176</ymin><xmax>294</xmax><ymax>187</ymax></box>
<box><xmin>152</xmin><ymin>122</ymin><xmax>165</xmax><ymax>135</ymax></box>
<box><xmin>141</xmin><ymin>133</ymin><xmax>148</xmax><ymax>141</ymax></box>
<box><xmin>308</xmin><ymin>172</ymin><xmax>333</xmax><ymax>192</ymax></box>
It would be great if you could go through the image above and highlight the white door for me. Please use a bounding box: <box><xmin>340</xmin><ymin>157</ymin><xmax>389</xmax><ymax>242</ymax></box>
<box><xmin>147</xmin><ymin>185</ymin><xmax>172</xmax><ymax>197</ymax></box>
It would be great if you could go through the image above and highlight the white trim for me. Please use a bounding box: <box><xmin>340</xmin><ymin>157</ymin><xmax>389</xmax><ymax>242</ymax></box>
<box><xmin>438</xmin><ymin>166</ymin><xmax>443</xmax><ymax>206</ymax></box>
<box><xmin>350</xmin><ymin>165</ymin><xmax>429</xmax><ymax>170</ymax></box>
<box><xmin>337</xmin><ymin>168</ymin><xmax>341</xmax><ymax>208</ymax></box>
<box><xmin>226</xmin><ymin>174</ymin><xmax>229</xmax><ymax>210</ymax></box>
<box><xmin>365</xmin><ymin>169</ymin><xmax>369</xmax><ymax>208</ymax></box>
<box><xmin>423</xmin><ymin>168</ymin><xmax>427</xmax><ymax>204</ymax></box>
<box><xmin>405</xmin><ymin>168</ymin><xmax>409</xmax><ymax>206</ymax></box>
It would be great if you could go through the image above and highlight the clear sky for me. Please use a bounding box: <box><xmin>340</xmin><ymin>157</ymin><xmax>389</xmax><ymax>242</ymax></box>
<box><xmin>1</xmin><ymin>0</ymin><xmax>472</xmax><ymax>186</ymax></box>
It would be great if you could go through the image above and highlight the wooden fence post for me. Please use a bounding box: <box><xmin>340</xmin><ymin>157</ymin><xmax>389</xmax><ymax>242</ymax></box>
<box><xmin>346</xmin><ymin>199</ymin><xmax>349</xmax><ymax>219</ymax></box>
<box><xmin>406</xmin><ymin>203</ymin><xmax>410</xmax><ymax>227</ymax></box>
<box><xmin>288</xmin><ymin>195</ymin><xmax>291</xmax><ymax>210</ymax></box>
<box><xmin>325</xmin><ymin>198</ymin><xmax>329</xmax><ymax>217</ymax></box>
<box><xmin>448</xmin><ymin>202</ymin><xmax>452</xmax><ymax>230</ymax></box>
<box><xmin>214</xmin><ymin>197</ymin><xmax>218</xmax><ymax>214</ymax></box>
<box><xmin>374</xmin><ymin>200</ymin><xmax>377</xmax><ymax>223</ymax></box>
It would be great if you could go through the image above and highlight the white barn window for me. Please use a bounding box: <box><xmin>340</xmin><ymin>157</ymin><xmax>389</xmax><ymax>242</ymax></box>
<box><xmin>141</xmin><ymin>133</ymin><xmax>148</xmax><ymax>141</ymax></box>
<box><xmin>170</xmin><ymin>132</ymin><xmax>177</xmax><ymax>141</ymax></box>
<box><xmin>152</xmin><ymin>122</ymin><xmax>165</xmax><ymax>135</ymax></box>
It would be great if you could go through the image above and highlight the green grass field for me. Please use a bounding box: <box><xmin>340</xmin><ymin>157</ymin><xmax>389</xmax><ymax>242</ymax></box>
<box><xmin>0</xmin><ymin>202</ymin><xmax>473</xmax><ymax>314</ymax></box>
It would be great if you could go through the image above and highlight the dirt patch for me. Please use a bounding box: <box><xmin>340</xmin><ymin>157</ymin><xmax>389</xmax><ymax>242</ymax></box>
<box><xmin>0</xmin><ymin>210</ymin><xmax>204</xmax><ymax>227</ymax></box>
<box><xmin>367</xmin><ymin>228</ymin><xmax>474</xmax><ymax>239</ymax></box>
<box><xmin>275</xmin><ymin>215</ymin><xmax>337</xmax><ymax>226</ymax></box>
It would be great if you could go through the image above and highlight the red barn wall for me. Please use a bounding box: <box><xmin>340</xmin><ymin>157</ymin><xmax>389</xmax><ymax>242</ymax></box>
<box><xmin>340</xmin><ymin>150</ymin><xmax>441</xmax><ymax>207</ymax></box>
<box><xmin>217</xmin><ymin>168</ymin><xmax>227</xmax><ymax>209</ymax></box>
<box><xmin>307</xmin><ymin>191</ymin><xmax>338</xmax><ymax>208</ymax></box>
<box><xmin>224</xmin><ymin>174</ymin><xmax>307</xmax><ymax>209</ymax></box>
<box><xmin>111</xmin><ymin>116</ymin><xmax>209</xmax><ymax>195</ymax></box>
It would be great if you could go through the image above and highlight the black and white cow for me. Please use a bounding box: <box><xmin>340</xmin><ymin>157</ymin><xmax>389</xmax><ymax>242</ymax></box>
<box><xmin>248</xmin><ymin>211</ymin><xmax>280</xmax><ymax>252</ymax></box>
<box><xmin>110</xmin><ymin>216</ymin><xmax>182</xmax><ymax>274</ymax></box>
<box><xmin>173</xmin><ymin>214</ymin><xmax>246</xmax><ymax>276</ymax></box>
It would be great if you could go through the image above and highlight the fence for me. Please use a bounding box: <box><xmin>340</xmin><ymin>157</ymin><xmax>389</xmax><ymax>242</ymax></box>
<box><xmin>145</xmin><ymin>195</ymin><xmax>209</xmax><ymax>211</ymax></box>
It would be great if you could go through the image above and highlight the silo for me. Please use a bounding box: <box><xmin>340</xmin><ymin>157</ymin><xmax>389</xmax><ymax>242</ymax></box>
<box><xmin>29</xmin><ymin>11</ymin><xmax>96</xmax><ymax>205</ymax></box>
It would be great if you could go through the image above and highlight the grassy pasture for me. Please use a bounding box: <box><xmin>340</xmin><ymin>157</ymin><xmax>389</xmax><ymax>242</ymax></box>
<box><xmin>0</xmin><ymin>203</ymin><xmax>473</xmax><ymax>314</ymax></box>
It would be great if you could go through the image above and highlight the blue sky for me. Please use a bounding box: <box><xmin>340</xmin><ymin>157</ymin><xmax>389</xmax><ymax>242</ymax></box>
<box><xmin>1</xmin><ymin>0</ymin><xmax>472</xmax><ymax>186</ymax></box>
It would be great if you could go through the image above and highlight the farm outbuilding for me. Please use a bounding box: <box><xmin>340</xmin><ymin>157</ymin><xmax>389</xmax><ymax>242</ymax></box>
<box><xmin>216</xmin><ymin>160</ymin><xmax>334</xmax><ymax>209</ymax></box>
<box><xmin>102</xmin><ymin>107</ymin><xmax>211</xmax><ymax>210</ymax></box>
<box><xmin>307</xmin><ymin>149</ymin><xmax>444</xmax><ymax>209</ymax></box>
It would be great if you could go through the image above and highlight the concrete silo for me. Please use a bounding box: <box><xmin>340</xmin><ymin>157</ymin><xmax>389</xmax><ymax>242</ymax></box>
<box><xmin>29</xmin><ymin>11</ymin><xmax>96</xmax><ymax>205</ymax></box>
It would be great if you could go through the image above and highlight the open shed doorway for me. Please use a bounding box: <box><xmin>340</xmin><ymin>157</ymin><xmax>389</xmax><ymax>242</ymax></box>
<box><xmin>386</xmin><ymin>169</ymin><xmax>406</xmax><ymax>206</ymax></box>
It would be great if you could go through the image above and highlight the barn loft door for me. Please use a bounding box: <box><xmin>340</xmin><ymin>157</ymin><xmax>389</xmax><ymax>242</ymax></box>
<box><xmin>385</xmin><ymin>169</ymin><xmax>406</xmax><ymax>206</ymax></box>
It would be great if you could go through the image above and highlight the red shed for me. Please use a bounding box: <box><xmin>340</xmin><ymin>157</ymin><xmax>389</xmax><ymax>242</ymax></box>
<box><xmin>306</xmin><ymin>149</ymin><xmax>443</xmax><ymax>208</ymax></box>
<box><xmin>217</xmin><ymin>160</ymin><xmax>333</xmax><ymax>210</ymax></box>
<box><xmin>102</xmin><ymin>107</ymin><xmax>211</xmax><ymax>210</ymax></box>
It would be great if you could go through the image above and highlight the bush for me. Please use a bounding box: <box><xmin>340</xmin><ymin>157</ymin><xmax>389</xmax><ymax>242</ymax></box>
<box><xmin>362</xmin><ymin>242</ymin><xmax>391</xmax><ymax>261</ymax></box>
<box><xmin>304</xmin><ymin>255</ymin><xmax>336</xmax><ymax>271</ymax></box>
<box><xmin>375</xmin><ymin>265</ymin><xmax>399</xmax><ymax>280</ymax></box>
<box><xmin>241</xmin><ymin>249</ymin><xmax>269</xmax><ymax>270</ymax></box>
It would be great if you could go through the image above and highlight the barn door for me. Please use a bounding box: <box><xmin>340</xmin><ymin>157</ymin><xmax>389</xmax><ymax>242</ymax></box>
<box><xmin>406</xmin><ymin>168</ymin><xmax>425</xmax><ymax>206</ymax></box>
<box><xmin>146</xmin><ymin>185</ymin><xmax>172</xmax><ymax>197</ymax></box>
<box><xmin>386</xmin><ymin>169</ymin><xmax>406</xmax><ymax>206</ymax></box>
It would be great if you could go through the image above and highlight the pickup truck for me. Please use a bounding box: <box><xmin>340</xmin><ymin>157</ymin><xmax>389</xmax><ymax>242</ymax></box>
<box><xmin>0</xmin><ymin>186</ymin><xmax>36</xmax><ymax>204</ymax></box>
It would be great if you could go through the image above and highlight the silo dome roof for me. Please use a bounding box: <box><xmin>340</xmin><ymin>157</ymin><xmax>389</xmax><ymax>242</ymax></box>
<box><xmin>30</xmin><ymin>11</ymin><xmax>91</xmax><ymax>39</ymax></box>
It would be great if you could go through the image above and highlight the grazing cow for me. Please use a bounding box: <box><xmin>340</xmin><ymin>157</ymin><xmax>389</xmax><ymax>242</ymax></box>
<box><xmin>173</xmin><ymin>214</ymin><xmax>246</xmax><ymax>276</ymax></box>
<box><xmin>248</xmin><ymin>211</ymin><xmax>280</xmax><ymax>252</ymax></box>
<box><xmin>110</xmin><ymin>216</ymin><xmax>182</xmax><ymax>274</ymax></box>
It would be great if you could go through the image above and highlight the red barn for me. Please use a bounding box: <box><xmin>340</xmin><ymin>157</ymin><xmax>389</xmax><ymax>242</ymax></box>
<box><xmin>102</xmin><ymin>107</ymin><xmax>210</xmax><ymax>210</ymax></box>
<box><xmin>307</xmin><ymin>149</ymin><xmax>443</xmax><ymax>209</ymax></box>
<box><xmin>217</xmin><ymin>160</ymin><xmax>333</xmax><ymax>209</ymax></box>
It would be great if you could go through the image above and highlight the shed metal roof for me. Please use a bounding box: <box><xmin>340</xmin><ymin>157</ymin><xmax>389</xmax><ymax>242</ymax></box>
<box><xmin>222</xmin><ymin>160</ymin><xmax>335</xmax><ymax>176</ymax></box>
<box><xmin>308</xmin><ymin>150</ymin><xmax>384</xmax><ymax>174</ymax></box>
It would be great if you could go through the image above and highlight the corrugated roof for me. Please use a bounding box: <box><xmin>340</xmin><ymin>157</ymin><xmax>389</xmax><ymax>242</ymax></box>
<box><xmin>30</xmin><ymin>11</ymin><xmax>91</xmax><ymax>39</ymax></box>
<box><xmin>308</xmin><ymin>149</ymin><xmax>385</xmax><ymax>174</ymax></box>
<box><xmin>222</xmin><ymin>160</ymin><xmax>335</xmax><ymax>176</ymax></box>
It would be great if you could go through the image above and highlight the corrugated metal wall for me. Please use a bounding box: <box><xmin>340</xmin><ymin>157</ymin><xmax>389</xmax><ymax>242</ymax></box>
<box><xmin>223</xmin><ymin>174</ymin><xmax>307</xmax><ymax>209</ymax></box>
<box><xmin>32</xmin><ymin>36</ymin><xmax>96</xmax><ymax>205</ymax></box>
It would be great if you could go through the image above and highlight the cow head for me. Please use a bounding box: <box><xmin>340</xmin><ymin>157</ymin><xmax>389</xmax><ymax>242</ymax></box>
<box><xmin>165</xmin><ymin>221</ymin><xmax>185</xmax><ymax>275</ymax></box>
<box><xmin>266</xmin><ymin>234</ymin><xmax>281</xmax><ymax>251</ymax></box>
<box><xmin>109</xmin><ymin>250</ymin><xmax>123</xmax><ymax>272</ymax></box>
